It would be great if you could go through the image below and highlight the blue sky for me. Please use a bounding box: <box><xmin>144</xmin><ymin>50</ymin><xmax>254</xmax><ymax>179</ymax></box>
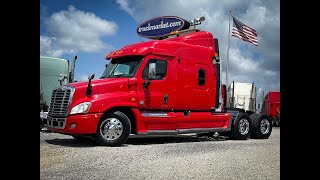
<box><xmin>40</xmin><ymin>0</ymin><xmax>280</xmax><ymax>105</ymax></box>
<box><xmin>40</xmin><ymin>0</ymin><xmax>142</xmax><ymax>80</ymax></box>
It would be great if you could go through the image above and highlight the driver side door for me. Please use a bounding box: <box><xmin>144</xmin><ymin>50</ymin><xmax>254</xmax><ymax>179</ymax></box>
<box><xmin>136</xmin><ymin>56</ymin><xmax>175</xmax><ymax>130</ymax></box>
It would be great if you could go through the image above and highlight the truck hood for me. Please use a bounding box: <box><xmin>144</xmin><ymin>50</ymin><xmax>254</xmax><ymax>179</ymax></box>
<box><xmin>68</xmin><ymin>78</ymin><xmax>129</xmax><ymax>103</ymax></box>
<box><xmin>69</xmin><ymin>78</ymin><xmax>127</xmax><ymax>88</ymax></box>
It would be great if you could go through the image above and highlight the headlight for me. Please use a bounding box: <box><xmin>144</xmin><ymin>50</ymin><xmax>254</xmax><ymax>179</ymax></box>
<box><xmin>70</xmin><ymin>102</ymin><xmax>92</xmax><ymax>115</ymax></box>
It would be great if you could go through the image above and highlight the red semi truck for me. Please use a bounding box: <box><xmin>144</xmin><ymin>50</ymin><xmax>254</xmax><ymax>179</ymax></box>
<box><xmin>261</xmin><ymin>91</ymin><xmax>280</xmax><ymax>126</ymax></box>
<box><xmin>47</xmin><ymin>16</ymin><xmax>272</xmax><ymax>146</ymax></box>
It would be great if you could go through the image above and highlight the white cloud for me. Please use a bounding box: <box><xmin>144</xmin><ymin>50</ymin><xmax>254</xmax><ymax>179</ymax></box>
<box><xmin>40</xmin><ymin>36</ymin><xmax>64</xmax><ymax>57</ymax></box>
<box><xmin>40</xmin><ymin>5</ymin><xmax>118</xmax><ymax>57</ymax></box>
<box><xmin>116</xmin><ymin>0</ymin><xmax>280</xmax><ymax>102</ymax></box>
<box><xmin>116</xmin><ymin>0</ymin><xmax>134</xmax><ymax>16</ymax></box>
<box><xmin>229</xmin><ymin>48</ymin><xmax>260</xmax><ymax>74</ymax></box>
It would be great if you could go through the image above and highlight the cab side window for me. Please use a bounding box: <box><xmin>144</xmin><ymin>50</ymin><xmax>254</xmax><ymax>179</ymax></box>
<box><xmin>142</xmin><ymin>59</ymin><xmax>167</xmax><ymax>80</ymax></box>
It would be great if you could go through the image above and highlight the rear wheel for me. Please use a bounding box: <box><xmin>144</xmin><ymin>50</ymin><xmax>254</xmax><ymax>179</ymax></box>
<box><xmin>250</xmin><ymin>113</ymin><xmax>272</xmax><ymax>139</ymax></box>
<box><xmin>96</xmin><ymin>111</ymin><xmax>131</xmax><ymax>146</ymax></box>
<box><xmin>229</xmin><ymin>113</ymin><xmax>252</xmax><ymax>140</ymax></box>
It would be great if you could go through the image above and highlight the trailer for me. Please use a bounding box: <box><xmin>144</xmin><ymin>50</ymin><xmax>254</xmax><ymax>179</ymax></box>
<box><xmin>261</xmin><ymin>91</ymin><xmax>280</xmax><ymax>126</ymax></box>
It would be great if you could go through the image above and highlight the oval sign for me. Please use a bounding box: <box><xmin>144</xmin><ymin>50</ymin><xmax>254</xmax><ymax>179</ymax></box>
<box><xmin>137</xmin><ymin>16</ymin><xmax>190</xmax><ymax>39</ymax></box>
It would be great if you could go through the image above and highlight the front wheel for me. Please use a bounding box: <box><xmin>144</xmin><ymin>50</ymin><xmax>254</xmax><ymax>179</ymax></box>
<box><xmin>96</xmin><ymin>111</ymin><xmax>131</xmax><ymax>146</ymax></box>
<box><xmin>229</xmin><ymin>113</ymin><xmax>252</xmax><ymax>140</ymax></box>
<box><xmin>250</xmin><ymin>113</ymin><xmax>272</xmax><ymax>139</ymax></box>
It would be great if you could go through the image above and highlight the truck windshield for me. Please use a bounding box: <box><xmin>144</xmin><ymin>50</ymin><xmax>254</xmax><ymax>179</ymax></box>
<box><xmin>100</xmin><ymin>56</ymin><xmax>143</xmax><ymax>78</ymax></box>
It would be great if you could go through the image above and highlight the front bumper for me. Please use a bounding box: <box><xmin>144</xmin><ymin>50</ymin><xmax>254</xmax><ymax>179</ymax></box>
<box><xmin>47</xmin><ymin>113</ymin><xmax>103</xmax><ymax>135</ymax></box>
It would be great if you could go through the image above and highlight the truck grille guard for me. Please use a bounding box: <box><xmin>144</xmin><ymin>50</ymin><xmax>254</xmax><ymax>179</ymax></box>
<box><xmin>47</xmin><ymin>86</ymin><xmax>75</xmax><ymax>129</ymax></box>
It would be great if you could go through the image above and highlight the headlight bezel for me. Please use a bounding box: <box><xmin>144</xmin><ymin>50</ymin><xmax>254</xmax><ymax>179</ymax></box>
<box><xmin>70</xmin><ymin>102</ymin><xmax>92</xmax><ymax>115</ymax></box>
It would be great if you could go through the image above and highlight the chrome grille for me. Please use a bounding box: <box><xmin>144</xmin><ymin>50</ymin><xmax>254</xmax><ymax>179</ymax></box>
<box><xmin>48</xmin><ymin>86</ymin><xmax>74</xmax><ymax>117</ymax></box>
<box><xmin>47</xmin><ymin>116</ymin><xmax>66</xmax><ymax>129</ymax></box>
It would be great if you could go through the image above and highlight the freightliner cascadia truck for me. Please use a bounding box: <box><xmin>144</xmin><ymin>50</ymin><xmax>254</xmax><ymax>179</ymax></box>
<box><xmin>47</xmin><ymin>16</ymin><xmax>272</xmax><ymax>146</ymax></box>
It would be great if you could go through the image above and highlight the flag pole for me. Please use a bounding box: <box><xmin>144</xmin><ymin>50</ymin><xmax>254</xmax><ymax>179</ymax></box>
<box><xmin>246</xmin><ymin>43</ymin><xmax>248</xmax><ymax>61</ymax></box>
<box><xmin>226</xmin><ymin>10</ymin><xmax>232</xmax><ymax>89</ymax></box>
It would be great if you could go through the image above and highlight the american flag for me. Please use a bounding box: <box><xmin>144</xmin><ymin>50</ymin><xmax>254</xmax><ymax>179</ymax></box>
<box><xmin>231</xmin><ymin>17</ymin><xmax>258</xmax><ymax>46</ymax></box>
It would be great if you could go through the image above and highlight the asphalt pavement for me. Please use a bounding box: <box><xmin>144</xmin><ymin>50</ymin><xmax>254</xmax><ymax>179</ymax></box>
<box><xmin>40</xmin><ymin>127</ymin><xmax>280</xmax><ymax>180</ymax></box>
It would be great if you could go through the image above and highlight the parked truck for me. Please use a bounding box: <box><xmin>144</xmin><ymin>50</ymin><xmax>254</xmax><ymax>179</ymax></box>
<box><xmin>261</xmin><ymin>91</ymin><xmax>280</xmax><ymax>126</ymax></box>
<box><xmin>40</xmin><ymin>55</ymin><xmax>77</xmax><ymax>130</ymax></box>
<box><xmin>47</xmin><ymin>16</ymin><xmax>272</xmax><ymax>146</ymax></box>
<box><xmin>227</xmin><ymin>81</ymin><xmax>256</xmax><ymax>114</ymax></box>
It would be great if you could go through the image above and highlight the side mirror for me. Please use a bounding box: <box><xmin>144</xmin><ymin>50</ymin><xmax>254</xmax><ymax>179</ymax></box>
<box><xmin>86</xmin><ymin>73</ymin><xmax>95</xmax><ymax>96</ymax></box>
<box><xmin>88</xmin><ymin>73</ymin><xmax>95</xmax><ymax>80</ymax></box>
<box><xmin>148</xmin><ymin>62</ymin><xmax>156</xmax><ymax>79</ymax></box>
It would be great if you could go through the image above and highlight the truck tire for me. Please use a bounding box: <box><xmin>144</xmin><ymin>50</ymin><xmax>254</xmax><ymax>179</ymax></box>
<box><xmin>229</xmin><ymin>113</ymin><xmax>252</xmax><ymax>140</ymax></box>
<box><xmin>250</xmin><ymin>113</ymin><xmax>272</xmax><ymax>139</ymax></box>
<box><xmin>274</xmin><ymin>116</ymin><xmax>280</xmax><ymax>127</ymax></box>
<box><xmin>96</xmin><ymin>111</ymin><xmax>131</xmax><ymax>146</ymax></box>
<box><xmin>272</xmin><ymin>118</ymin><xmax>276</xmax><ymax>126</ymax></box>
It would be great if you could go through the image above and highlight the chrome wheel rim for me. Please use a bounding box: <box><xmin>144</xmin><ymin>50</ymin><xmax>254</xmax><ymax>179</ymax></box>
<box><xmin>260</xmin><ymin>119</ymin><xmax>270</xmax><ymax>134</ymax></box>
<box><xmin>100</xmin><ymin>118</ymin><xmax>123</xmax><ymax>141</ymax></box>
<box><xmin>239</xmin><ymin>118</ymin><xmax>250</xmax><ymax>135</ymax></box>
